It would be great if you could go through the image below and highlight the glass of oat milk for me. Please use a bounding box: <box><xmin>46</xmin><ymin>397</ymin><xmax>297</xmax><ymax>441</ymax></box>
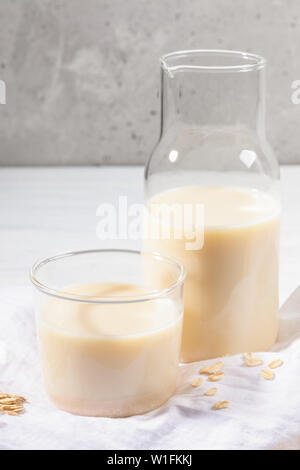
<box><xmin>145</xmin><ymin>50</ymin><xmax>280</xmax><ymax>362</ymax></box>
<box><xmin>31</xmin><ymin>249</ymin><xmax>185</xmax><ymax>417</ymax></box>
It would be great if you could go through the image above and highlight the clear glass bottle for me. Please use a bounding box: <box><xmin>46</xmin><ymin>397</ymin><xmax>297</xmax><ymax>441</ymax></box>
<box><xmin>145</xmin><ymin>50</ymin><xmax>280</xmax><ymax>362</ymax></box>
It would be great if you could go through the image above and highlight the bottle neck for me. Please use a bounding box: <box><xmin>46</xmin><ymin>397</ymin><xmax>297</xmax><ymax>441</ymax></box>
<box><xmin>160</xmin><ymin>66</ymin><xmax>266</xmax><ymax>139</ymax></box>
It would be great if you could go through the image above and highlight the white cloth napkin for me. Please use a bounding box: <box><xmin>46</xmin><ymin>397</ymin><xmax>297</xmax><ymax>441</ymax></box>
<box><xmin>1</xmin><ymin>286</ymin><xmax>300</xmax><ymax>450</ymax></box>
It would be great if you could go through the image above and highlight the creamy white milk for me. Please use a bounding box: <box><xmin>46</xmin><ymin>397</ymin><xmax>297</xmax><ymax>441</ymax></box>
<box><xmin>37</xmin><ymin>282</ymin><xmax>182</xmax><ymax>417</ymax></box>
<box><xmin>146</xmin><ymin>186</ymin><xmax>280</xmax><ymax>362</ymax></box>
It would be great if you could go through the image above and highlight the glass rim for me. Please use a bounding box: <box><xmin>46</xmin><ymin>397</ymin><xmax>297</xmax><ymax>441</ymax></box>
<box><xmin>160</xmin><ymin>49</ymin><xmax>266</xmax><ymax>73</ymax></box>
<box><xmin>30</xmin><ymin>248</ymin><xmax>186</xmax><ymax>304</ymax></box>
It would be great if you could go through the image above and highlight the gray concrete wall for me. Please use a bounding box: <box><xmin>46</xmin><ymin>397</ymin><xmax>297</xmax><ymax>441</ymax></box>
<box><xmin>0</xmin><ymin>0</ymin><xmax>299</xmax><ymax>165</ymax></box>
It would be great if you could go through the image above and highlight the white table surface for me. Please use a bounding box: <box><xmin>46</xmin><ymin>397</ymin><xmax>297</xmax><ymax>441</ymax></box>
<box><xmin>0</xmin><ymin>165</ymin><xmax>299</xmax><ymax>306</ymax></box>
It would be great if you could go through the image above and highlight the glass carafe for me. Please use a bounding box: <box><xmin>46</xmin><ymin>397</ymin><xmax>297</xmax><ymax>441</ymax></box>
<box><xmin>145</xmin><ymin>50</ymin><xmax>280</xmax><ymax>362</ymax></box>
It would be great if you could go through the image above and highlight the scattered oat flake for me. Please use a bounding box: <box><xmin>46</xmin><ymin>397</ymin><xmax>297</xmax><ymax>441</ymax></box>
<box><xmin>243</xmin><ymin>352</ymin><xmax>254</xmax><ymax>362</ymax></box>
<box><xmin>12</xmin><ymin>407</ymin><xmax>24</xmax><ymax>413</ymax></box>
<box><xmin>213</xmin><ymin>400</ymin><xmax>229</xmax><ymax>410</ymax></box>
<box><xmin>268</xmin><ymin>359</ymin><xmax>283</xmax><ymax>369</ymax></box>
<box><xmin>243</xmin><ymin>352</ymin><xmax>263</xmax><ymax>367</ymax></box>
<box><xmin>204</xmin><ymin>387</ymin><xmax>217</xmax><ymax>396</ymax></box>
<box><xmin>208</xmin><ymin>371</ymin><xmax>224</xmax><ymax>382</ymax></box>
<box><xmin>200</xmin><ymin>361</ymin><xmax>223</xmax><ymax>375</ymax></box>
<box><xmin>190</xmin><ymin>377</ymin><xmax>203</xmax><ymax>387</ymax></box>
<box><xmin>0</xmin><ymin>390</ymin><xmax>26</xmax><ymax>416</ymax></box>
<box><xmin>261</xmin><ymin>369</ymin><xmax>274</xmax><ymax>380</ymax></box>
<box><xmin>0</xmin><ymin>398</ymin><xmax>18</xmax><ymax>405</ymax></box>
<box><xmin>0</xmin><ymin>394</ymin><xmax>9</xmax><ymax>400</ymax></box>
